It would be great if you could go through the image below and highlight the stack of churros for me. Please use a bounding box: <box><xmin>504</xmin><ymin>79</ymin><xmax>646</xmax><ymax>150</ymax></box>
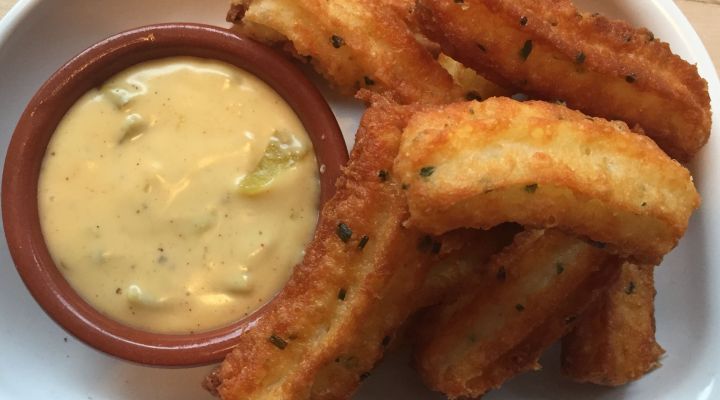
<box><xmin>395</xmin><ymin>98</ymin><xmax>698</xmax><ymax>397</ymax></box>
<box><xmin>205</xmin><ymin>0</ymin><xmax>711</xmax><ymax>398</ymax></box>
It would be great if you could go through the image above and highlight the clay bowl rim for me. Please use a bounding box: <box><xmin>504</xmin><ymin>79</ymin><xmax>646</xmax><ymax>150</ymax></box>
<box><xmin>1</xmin><ymin>23</ymin><xmax>348</xmax><ymax>367</ymax></box>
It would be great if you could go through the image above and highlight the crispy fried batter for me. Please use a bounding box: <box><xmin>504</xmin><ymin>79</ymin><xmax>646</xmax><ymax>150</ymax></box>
<box><xmin>228</xmin><ymin>0</ymin><xmax>462</xmax><ymax>104</ymax></box>
<box><xmin>209</xmin><ymin>99</ymin><xmax>435</xmax><ymax>399</ymax></box>
<box><xmin>394</xmin><ymin>98</ymin><xmax>700</xmax><ymax>264</ymax></box>
<box><xmin>417</xmin><ymin>225</ymin><xmax>520</xmax><ymax>308</ymax></box>
<box><xmin>562</xmin><ymin>262</ymin><xmax>665</xmax><ymax>386</ymax></box>
<box><xmin>413</xmin><ymin>229</ymin><xmax>621</xmax><ymax>399</ymax></box>
<box><xmin>414</xmin><ymin>0</ymin><xmax>711</xmax><ymax>161</ymax></box>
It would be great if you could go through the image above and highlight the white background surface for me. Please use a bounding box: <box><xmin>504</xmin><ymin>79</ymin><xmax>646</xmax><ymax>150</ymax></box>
<box><xmin>0</xmin><ymin>0</ymin><xmax>718</xmax><ymax>399</ymax></box>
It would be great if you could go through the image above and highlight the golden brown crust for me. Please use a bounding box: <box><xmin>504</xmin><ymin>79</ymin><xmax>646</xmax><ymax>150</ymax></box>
<box><xmin>562</xmin><ymin>263</ymin><xmax>665</xmax><ymax>386</ymax></box>
<box><xmin>394</xmin><ymin>98</ymin><xmax>700</xmax><ymax>264</ymax></box>
<box><xmin>415</xmin><ymin>0</ymin><xmax>711</xmax><ymax>161</ymax></box>
<box><xmin>413</xmin><ymin>229</ymin><xmax>621</xmax><ymax>398</ymax></box>
<box><xmin>214</xmin><ymin>101</ymin><xmax>435</xmax><ymax>399</ymax></box>
<box><xmin>230</xmin><ymin>0</ymin><xmax>463</xmax><ymax>104</ymax></box>
<box><xmin>416</xmin><ymin>224</ymin><xmax>520</xmax><ymax>309</ymax></box>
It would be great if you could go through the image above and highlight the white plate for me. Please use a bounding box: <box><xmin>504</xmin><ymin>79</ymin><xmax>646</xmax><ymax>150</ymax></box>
<box><xmin>0</xmin><ymin>1</ymin><xmax>717</xmax><ymax>399</ymax></box>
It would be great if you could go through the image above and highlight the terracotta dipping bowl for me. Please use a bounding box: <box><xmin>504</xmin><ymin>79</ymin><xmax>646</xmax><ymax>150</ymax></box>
<box><xmin>2</xmin><ymin>23</ymin><xmax>347</xmax><ymax>366</ymax></box>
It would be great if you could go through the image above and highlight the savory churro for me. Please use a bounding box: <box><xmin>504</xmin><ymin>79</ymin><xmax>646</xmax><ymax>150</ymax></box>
<box><xmin>414</xmin><ymin>0</ymin><xmax>711</xmax><ymax>161</ymax></box>
<box><xmin>394</xmin><ymin>98</ymin><xmax>700</xmax><ymax>264</ymax></box>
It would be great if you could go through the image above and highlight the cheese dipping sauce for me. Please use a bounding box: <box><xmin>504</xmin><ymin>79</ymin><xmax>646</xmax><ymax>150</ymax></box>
<box><xmin>38</xmin><ymin>57</ymin><xmax>320</xmax><ymax>334</ymax></box>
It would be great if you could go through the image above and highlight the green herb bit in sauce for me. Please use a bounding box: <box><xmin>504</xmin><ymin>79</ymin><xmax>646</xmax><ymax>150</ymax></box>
<box><xmin>117</xmin><ymin>113</ymin><xmax>148</xmax><ymax>144</ymax></box>
<box><xmin>127</xmin><ymin>285</ymin><xmax>165</xmax><ymax>308</ymax></box>
<box><xmin>419</xmin><ymin>166</ymin><xmax>435</xmax><ymax>178</ymax></box>
<box><xmin>519</xmin><ymin>40</ymin><xmax>533</xmax><ymax>61</ymax></box>
<box><xmin>338</xmin><ymin>288</ymin><xmax>347</xmax><ymax>301</ymax></box>
<box><xmin>556</xmin><ymin>262</ymin><xmax>565</xmax><ymax>275</ymax></box>
<box><xmin>269</xmin><ymin>334</ymin><xmax>288</xmax><ymax>349</ymax></box>
<box><xmin>331</xmin><ymin>35</ymin><xmax>345</xmax><ymax>48</ymax></box>
<box><xmin>238</xmin><ymin>131</ymin><xmax>307</xmax><ymax>195</ymax></box>
<box><xmin>337</xmin><ymin>223</ymin><xmax>353</xmax><ymax>243</ymax></box>
<box><xmin>102</xmin><ymin>86</ymin><xmax>137</xmax><ymax>110</ymax></box>
<box><xmin>524</xmin><ymin>183</ymin><xmax>538</xmax><ymax>193</ymax></box>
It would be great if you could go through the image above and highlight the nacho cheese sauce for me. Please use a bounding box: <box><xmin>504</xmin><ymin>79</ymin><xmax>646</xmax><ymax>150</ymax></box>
<box><xmin>38</xmin><ymin>57</ymin><xmax>319</xmax><ymax>334</ymax></box>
